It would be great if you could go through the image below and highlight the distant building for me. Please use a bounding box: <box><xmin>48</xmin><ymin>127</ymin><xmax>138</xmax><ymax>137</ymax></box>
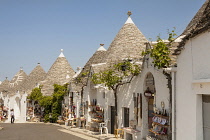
<box><xmin>0</xmin><ymin>49</ymin><xmax>75</xmax><ymax>123</ymax></box>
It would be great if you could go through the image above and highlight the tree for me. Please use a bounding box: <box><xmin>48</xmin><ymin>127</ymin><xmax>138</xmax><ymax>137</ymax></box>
<box><xmin>39</xmin><ymin>96</ymin><xmax>53</xmax><ymax>114</ymax></box>
<box><xmin>51</xmin><ymin>83</ymin><xmax>69</xmax><ymax>122</ymax></box>
<box><xmin>27</xmin><ymin>87</ymin><xmax>42</xmax><ymax>101</ymax></box>
<box><xmin>91</xmin><ymin>60</ymin><xmax>141</xmax><ymax>129</ymax></box>
<box><xmin>28</xmin><ymin>84</ymin><xmax>68</xmax><ymax>123</ymax></box>
<box><xmin>142</xmin><ymin>29</ymin><xmax>177</xmax><ymax>69</ymax></box>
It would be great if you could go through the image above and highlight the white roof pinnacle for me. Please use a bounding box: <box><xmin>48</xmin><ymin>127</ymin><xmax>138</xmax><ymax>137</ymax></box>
<box><xmin>125</xmin><ymin>16</ymin><xmax>134</xmax><ymax>24</ymax></box>
<box><xmin>125</xmin><ymin>11</ymin><xmax>134</xmax><ymax>24</ymax></box>
<box><xmin>97</xmin><ymin>44</ymin><xmax>106</xmax><ymax>51</ymax></box>
<box><xmin>59</xmin><ymin>49</ymin><xmax>65</xmax><ymax>57</ymax></box>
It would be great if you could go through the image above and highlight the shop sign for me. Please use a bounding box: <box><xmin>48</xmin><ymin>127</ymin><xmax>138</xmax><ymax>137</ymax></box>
<box><xmin>144</xmin><ymin>92</ymin><xmax>152</xmax><ymax>97</ymax></box>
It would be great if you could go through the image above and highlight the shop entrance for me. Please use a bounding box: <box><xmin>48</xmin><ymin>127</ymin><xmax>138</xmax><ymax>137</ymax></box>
<box><xmin>144</xmin><ymin>72</ymin><xmax>155</xmax><ymax>129</ymax></box>
<box><xmin>148</xmin><ymin>97</ymin><xmax>154</xmax><ymax>128</ymax></box>
<box><xmin>110</xmin><ymin>106</ymin><xmax>115</xmax><ymax>134</ymax></box>
<box><xmin>14</xmin><ymin>97</ymin><xmax>21</xmax><ymax>120</ymax></box>
<box><xmin>202</xmin><ymin>95</ymin><xmax>210</xmax><ymax>140</ymax></box>
<box><xmin>123</xmin><ymin>107</ymin><xmax>129</xmax><ymax>127</ymax></box>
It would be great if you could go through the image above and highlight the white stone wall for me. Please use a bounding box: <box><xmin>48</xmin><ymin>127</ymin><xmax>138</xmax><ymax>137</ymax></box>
<box><xmin>176</xmin><ymin>31</ymin><xmax>210</xmax><ymax>140</ymax></box>
<box><xmin>84</xmin><ymin>57</ymin><xmax>170</xmax><ymax>139</ymax></box>
<box><xmin>139</xmin><ymin>57</ymin><xmax>170</xmax><ymax>139</ymax></box>
<box><xmin>9</xmin><ymin>93</ymin><xmax>27</xmax><ymax>122</ymax></box>
<box><xmin>104</xmin><ymin>57</ymin><xmax>169</xmax><ymax>139</ymax></box>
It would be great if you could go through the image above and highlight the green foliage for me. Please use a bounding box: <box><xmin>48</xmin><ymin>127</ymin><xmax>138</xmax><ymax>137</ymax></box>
<box><xmin>53</xmin><ymin>83</ymin><xmax>68</xmax><ymax>103</ymax></box>
<box><xmin>142</xmin><ymin>29</ymin><xmax>177</xmax><ymax>69</ymax></box>
<box><xmin>28</xmin><ymin>83</ymin><xmax>68</xmax><ymax>123</ymax></box>
<box><xmin>51</xmin><ymin>113</ymin><xmax>59</xmax><ymax>123</ymax></box>
<box><xmin>81</xmin><ymin>72</ymin><xmax>89</xmax><ymax>77</ymax></box>
<box><xmin>39</xmin><ymin>96</ymin><xmax>53</xmax><ymax>115</ymax></box>
<box><xmin>51</xmin><ymin>84</ymin><xmax>68</xmax><ymax>122</ymax></box>
<box><xmin>91</xmin><ymin>73</ymin><xmax>102</xmax><ymax>85</ymax></box>
<box><xmin>28</xmin><ymin>87</ymin><xmax>42</xmax><ymax>101</ymax></box>
<box><xmin>114</xmin><ymin>60</ymin><xmax>141</xmax><ymax>76</ymax></box>
<box><xmin>74</xmin><ymin>72</ymin><xmax>89</xmax><ymax>85</ymax></box>
<box><xmin>52</xmin><ymin>102</ymin><xmax>61</xmax><ymax>115</ymax></box>
<box><xmin>44</xmin><ymin>114</ymin><xmax>50</xmax><ymax>123</ymax></box>
<box><xmin>101</xmin><ymin>69</ymin><xmax>122</xmax><ymax>89</ymax></box>
<box><xmin>91</xmin><ymin>60</ymin><xmax>141</xmax><ymax>90</ymax></box>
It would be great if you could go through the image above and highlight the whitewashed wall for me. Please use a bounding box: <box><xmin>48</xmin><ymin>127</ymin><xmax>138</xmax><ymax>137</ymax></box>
<box><xmin>139</xmin><ymin>57</ymin><xmax>170</xmax><ymax>139</ymax></box>
<box><xmin>84</xmin><ymin>56</ymin><xmax>170</xmax><ymax>140</ymax></box>
<box><xmin>176</xmin><ymin>31</ymin><xmax>210</xmax><ymax>140</ymax></box>
<box><xmin>105</xmin><ymin>56</ymin><xmax>169</xmax><ymax>139</ymax></box>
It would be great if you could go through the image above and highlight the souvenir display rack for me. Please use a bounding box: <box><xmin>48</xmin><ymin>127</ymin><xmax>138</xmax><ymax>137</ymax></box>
<box><xmin>89</xmin><ymin>105</ymin><xmax>104</xmax><ymax>123</ymax></box>
<box><xmin>88</xmin><ymin>99</ymin><xmax>104</xmax><ymax>131</ymax></box>
<box><xmin>0</xmin><ymin>106</ymin><xmax>8</xmax><ymax>122</ymax></box>
<box><xmin>149</xmin><ymin>112</ymin><xmax>169</xmax><ymax>138</ymax></box>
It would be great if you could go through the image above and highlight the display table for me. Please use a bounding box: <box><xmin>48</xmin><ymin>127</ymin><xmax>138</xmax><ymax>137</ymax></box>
<box><xmin>90</xmin><ymin>121</ymin><xmax>99</xmax><ymax>132</ymax></box>
<box><xmin>123</xmin><ymin>128</ymin><xmax>141</xmax><ymax>140</ymax></box>
<box><xmin>57</xmin><ymin>120</ymin><xmax>65</xmax><ymax>125</ymax></box>
<box><xmin>114</xmin><ymin>129</ymin><xmax>124</xmax><ymax>138</ymax></box>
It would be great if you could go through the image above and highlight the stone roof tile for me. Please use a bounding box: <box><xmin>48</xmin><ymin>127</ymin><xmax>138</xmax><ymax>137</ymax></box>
<box><xmin>174</xmin><ymin>0</ymin><xmax>210</xmax><ymax>55</ymax></box>
<box><xmin>19</xmin><ymin>63</ymin><xmax>46</xmax><ymax>93</ymax></box>
<box><xmin>104</xmin><ymin>13</ymin><xmax>148</xmax><ymax>63</ymax></box>
<box><xmin>41</xmin><ymin>50</ymin><xmax>75</xmax><ymax>96</ymax></box>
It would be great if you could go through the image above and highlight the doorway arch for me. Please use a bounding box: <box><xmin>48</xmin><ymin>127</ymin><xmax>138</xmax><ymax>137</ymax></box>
<box><xmin>14</xmin><ymin>97</ymin><xmax>21</xmax><ymax>120</ymax></box>
<box><xmin>143</xmin><ymin>72</ymin><xmax>156</xmax><ymax>129</ymax></box>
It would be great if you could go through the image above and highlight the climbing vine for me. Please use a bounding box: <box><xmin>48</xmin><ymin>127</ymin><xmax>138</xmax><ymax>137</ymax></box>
<box><xmin>142</xmin><ymin>29</ymin><xmax>177</xmax><ymax>69</ymax></box>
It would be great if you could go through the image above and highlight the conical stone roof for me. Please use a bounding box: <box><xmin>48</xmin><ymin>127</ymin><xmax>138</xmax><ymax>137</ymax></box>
<box><xmin>182</xmin><ymin>0</ymin><xmax>209</xmax><ymax>36</ymax></box>
<box><xmin>0</xmin><ymin>78</ymin><xmax>10</xmax><ymax>92</ymax></box>
<box><xmin>80</xmin><ymin>44</ymin><xmax>107</xmax><ymax>74</ymax></box>
<box><xmin>104</xmin><ymin>12</ymin><xmax>148</xmax><ymax>63</ymax></box>
<box><xmin>41</xmin><ymin>49</ymin><xmax>75</xmax><ymax>96</ymax></box>
<box><xmin>0</xmin><ymin>69</ymin><xmax>28</xmax><ymax>95</ymax></box>
<box><xmin>174</xmin><ymin>0</ymin><xmax>210</xmax><ymax>55</ymax></box>
<box><xmin>72</xmin><ymin>44</ymin><xmax>107</xmax><ymax>91</ymax></box>
<box><xmin>19</xmin><ymin>63</ymin><xmax>46</xmax><ymax>93</ymax></box>
<box><xmin>9</xmin><ymin>69</ymin><xmax>27</xmax><ymax>89</ymax></box>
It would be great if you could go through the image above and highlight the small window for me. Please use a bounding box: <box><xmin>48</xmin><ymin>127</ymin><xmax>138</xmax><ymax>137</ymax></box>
<box><xmin>103</xmin><ymin>92</ymin><xmax>106</xmax><ymax>98</ymax></box>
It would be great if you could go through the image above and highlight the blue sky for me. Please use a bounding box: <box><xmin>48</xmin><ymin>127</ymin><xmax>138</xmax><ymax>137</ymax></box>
<box><xmin>0</xmin><ymin>0</ymin><xmax>206</xmax><ymax>81</ymax></box>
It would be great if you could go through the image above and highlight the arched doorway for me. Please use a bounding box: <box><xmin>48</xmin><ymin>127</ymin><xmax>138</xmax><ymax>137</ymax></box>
<box><xmin>14</xmin><ymin>97</ymin><xmax>21</xmax><ymax>120</ymax></box>
<box><xmin>144</xmin><ymin>72</ymin><xmax>155</xmax><ymax>129</ymax></box>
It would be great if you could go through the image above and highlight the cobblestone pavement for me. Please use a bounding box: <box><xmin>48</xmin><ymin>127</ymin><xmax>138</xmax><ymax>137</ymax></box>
<box><xmin>0</xmin><ymin>123</ymin><xmax>97</xmax><ymax>140</ymax></box>
<box><xmin>0</xmin><ymin>123</ymin><xmax>124</xmax><ymax>140</ymax></box>
<box><xmin>52</xmin><ymin>123</ymin><xmax>124</xmax><ymax>140</ymax></box>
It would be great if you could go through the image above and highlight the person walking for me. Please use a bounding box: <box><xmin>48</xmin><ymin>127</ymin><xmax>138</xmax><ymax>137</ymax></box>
<box><xmin>10</xmin><ymin>109</ymin><xmax>15</xmax><ymax>123</ymax></box>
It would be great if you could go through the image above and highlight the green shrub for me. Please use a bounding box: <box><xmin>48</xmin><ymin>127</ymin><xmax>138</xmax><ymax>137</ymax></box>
<box><xmin>44</xmin><ymin>114</ymin><xmax>50</xmax><ymax>123</ymax></box>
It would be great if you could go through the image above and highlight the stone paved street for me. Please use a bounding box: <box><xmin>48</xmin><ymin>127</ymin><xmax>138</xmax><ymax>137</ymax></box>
<box><xmin>0</xmin><ymin>123</ymin><xmax>97</xmax><ymax>140</ymax></box>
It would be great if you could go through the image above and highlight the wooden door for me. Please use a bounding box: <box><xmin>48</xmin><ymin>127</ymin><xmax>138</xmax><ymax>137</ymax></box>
<box><xmin>203</xmin><ymin>95</ymin><xmax>210</xmax><ymax>140</ymax></box>
<box><xmin>124</xmin><ymin>108</ymin><xmax>129</xmax><ymax>127</ymax></box>
<box><xmin>111</xmin><ymin>106</ymin><xmax>115</xmax><ymax>134</ymax></box>
<box><xmin>148</xmin><ymin>98</ymin><xmax>154</xmax><ymax>128</ymax></box>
